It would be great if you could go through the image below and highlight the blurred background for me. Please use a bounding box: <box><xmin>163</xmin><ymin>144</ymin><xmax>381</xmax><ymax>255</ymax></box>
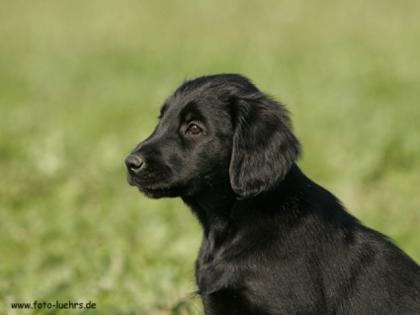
<box><xmin>1</xmin><ymin>0</ymin><xmax>419</xmax><ymax>314</ymax></box>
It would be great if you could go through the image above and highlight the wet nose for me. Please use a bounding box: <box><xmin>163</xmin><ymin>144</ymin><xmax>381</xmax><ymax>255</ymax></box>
<box><xmin>125</xmin><ymin>154</ymin><xmax>144</xmax><ymax>173</ymax></box>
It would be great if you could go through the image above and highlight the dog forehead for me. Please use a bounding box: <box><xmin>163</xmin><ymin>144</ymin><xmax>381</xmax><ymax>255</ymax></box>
<box><xmin>163</xmin><ymin>90</ymin><xmax>228</xmax><ymax>120</ymax></box>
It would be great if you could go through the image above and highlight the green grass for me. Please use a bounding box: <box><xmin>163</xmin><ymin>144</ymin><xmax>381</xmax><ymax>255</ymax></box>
<box><xmin>1</xmin><ymin>1</ymin><xmax>419</xmax><ymax>314</ymax></box>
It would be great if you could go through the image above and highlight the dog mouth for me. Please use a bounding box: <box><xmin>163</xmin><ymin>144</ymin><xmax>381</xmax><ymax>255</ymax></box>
<box><xmin>127</xmin><ymin>173</ymin><xmax>159</xmax><ymax>189</ymax></box>
<box><xmin>127</xmin><ymin>173</ymin><xmax>183</xmax><ymax>198</ymax></box>
<box><xmin>127</xmin><ymin>173</ymin><xmax>138</xmax><ymax>186</ymax></box>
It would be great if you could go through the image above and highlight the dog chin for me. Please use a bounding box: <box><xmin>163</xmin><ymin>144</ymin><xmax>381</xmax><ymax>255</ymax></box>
<box><xmin>134</xmin><ymin>179</ymin><xmax>185</xmax><ymax>198</ymax></box>
<box><xmin>127</xmin><ymin>174</ymin><xmax>193</xmax><ymax>198</ymax></box>
<box><xmin>138</xmin><ymin>186</ymin><xmax>180</xmax><ymax>198</ymax></box>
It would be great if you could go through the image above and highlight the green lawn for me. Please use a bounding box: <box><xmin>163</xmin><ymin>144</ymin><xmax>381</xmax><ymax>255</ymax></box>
<box><xmin>1</xmin><ymin>1</ymin><xmax>419</xmax><ymax>314</ymax></box>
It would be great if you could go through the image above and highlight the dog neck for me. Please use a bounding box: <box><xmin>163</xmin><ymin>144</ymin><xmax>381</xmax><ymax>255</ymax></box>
<box><xmin>182</xmin><ymin>184</ymin><xmax>236</xmax><ymax>235</ymax></box>
<box><xmin>181</xmin><ymin>186</ymin><xmax>237</xmax><ymax>264</ymax></box>
<box><xmin>182</xmin><ymin>164</ymin><xmax>305</xmax><ymax>235</ymax></box>
<box><xmin>181</xmin><ymin>166</ymin><xmax>307</xmax><ymax>268</ymax></box>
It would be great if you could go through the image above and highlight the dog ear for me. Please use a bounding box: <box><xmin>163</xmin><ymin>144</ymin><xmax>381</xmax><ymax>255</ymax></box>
<box><xmin>229</xmin><ymin>92</ymin><xmax>301</xmax><ymax>199</ymax></box>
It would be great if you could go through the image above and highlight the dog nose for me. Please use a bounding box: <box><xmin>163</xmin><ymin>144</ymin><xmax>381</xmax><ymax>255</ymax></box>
<box><xmin>125</xmin><ymin>154</ymin><xmax>144</xmax><ymax>173</ymax></box>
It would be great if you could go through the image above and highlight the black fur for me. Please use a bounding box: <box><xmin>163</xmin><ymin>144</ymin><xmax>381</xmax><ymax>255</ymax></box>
<box><xmin>126</xmin><ymin>74</ymin><xmax>420</xmax><ymax>314</ymax></box>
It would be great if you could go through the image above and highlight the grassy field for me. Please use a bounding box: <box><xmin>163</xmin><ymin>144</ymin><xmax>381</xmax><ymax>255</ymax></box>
<box><xmin>1</xmin><ymin>1</ymin><xmax>419</xmax><ymax>314</ymax></box>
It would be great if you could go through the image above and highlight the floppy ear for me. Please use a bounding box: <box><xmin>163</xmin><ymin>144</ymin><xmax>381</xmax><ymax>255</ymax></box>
<box><xmin>229</xmin><ymin>92</ymin><xmax>301</xmax><ymax>199</ymax></box>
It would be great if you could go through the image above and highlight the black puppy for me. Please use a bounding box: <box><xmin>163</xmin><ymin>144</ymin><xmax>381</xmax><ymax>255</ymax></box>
<box><xmin>125</xmin><ymin>74</ymin><xmax>420</xmax><ymax>314</ymax></box>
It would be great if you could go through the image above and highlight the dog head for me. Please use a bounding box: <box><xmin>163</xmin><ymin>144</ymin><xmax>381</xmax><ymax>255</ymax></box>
<box><xmin>125</xmin><ymin>74</ymin><xmax>300</xmax><ymax>199</ymax></box>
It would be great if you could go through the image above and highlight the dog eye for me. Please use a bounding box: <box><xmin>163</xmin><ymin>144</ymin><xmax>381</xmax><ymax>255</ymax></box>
<box><xmin>186</xmin><ymin>123</ymin><xmax>202</xmax><ymax>135</ymax></box>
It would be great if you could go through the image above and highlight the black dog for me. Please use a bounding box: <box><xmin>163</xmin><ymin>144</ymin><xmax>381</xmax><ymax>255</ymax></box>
<box><xmin>125</xmin><ymin>74</ymin><xmax>420</xmax><ymax>314</ymax></box>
